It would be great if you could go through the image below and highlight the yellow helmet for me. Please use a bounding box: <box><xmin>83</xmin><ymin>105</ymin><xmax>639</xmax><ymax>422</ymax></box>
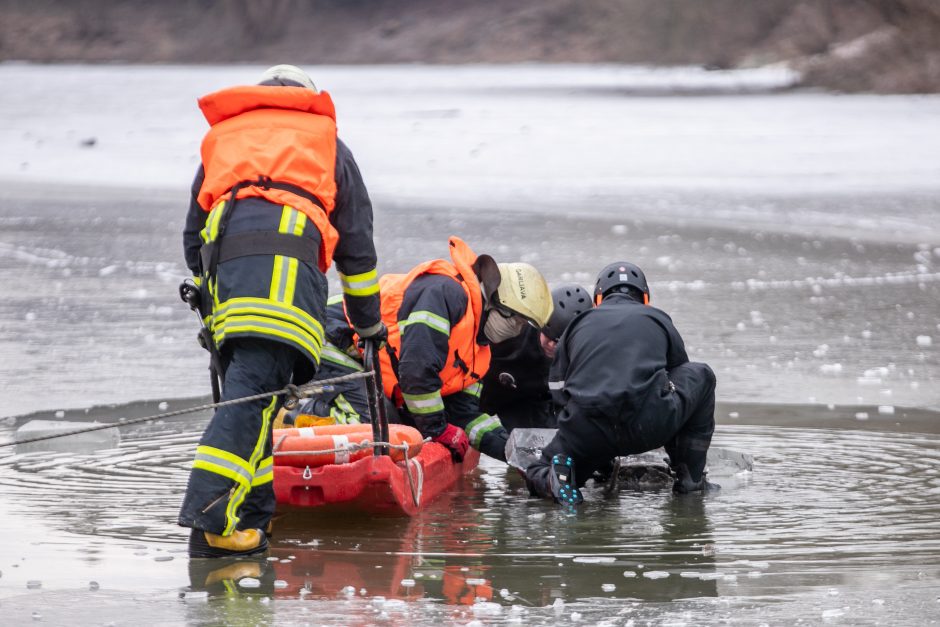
<box><xmin>494</xmin><ymin>263</ymin><xmax>553</xmax><ymax>328</ymax></box>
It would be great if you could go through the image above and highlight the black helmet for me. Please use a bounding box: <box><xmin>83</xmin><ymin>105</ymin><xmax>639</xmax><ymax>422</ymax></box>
<box><xmin>542</xmin><ymin>284</ymin><xmax>591</xmax><ymax>341</ymax></box>
<box><xmin>594</xmin><ymin>262</ymin><xmax>650</xmax><ymax>304</ymax></box>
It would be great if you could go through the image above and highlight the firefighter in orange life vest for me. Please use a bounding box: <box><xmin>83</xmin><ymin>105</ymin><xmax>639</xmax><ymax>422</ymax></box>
<box><xmin>348</xmin><ymin>237</ymin><xmax>553</xmax><ymax>461</ymax></box>
<box><xmin>179</xmin><ymin>65</ymin><xmax>386</xmax><ymax>558</ymax></box>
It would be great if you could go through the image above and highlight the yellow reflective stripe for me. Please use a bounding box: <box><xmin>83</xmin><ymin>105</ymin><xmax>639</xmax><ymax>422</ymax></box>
<box><xmin>225</xmin><ymin>397</ymin><xmax>276</xmax><ymax>534</ymax></box>
<box><xmin>203</xmin><ymin>200</ymin><xmax>226</xmax><ymax>243</ymax></box>
<box><xmin>399</xmin><ymin>310</ymin><xmax>450</xmax><ymax>336</ymax></box>
<box><xmin>466</xmin><ymin>414</ymin><xmax>502</xmax><ymax>448</ymax></box>
<box><xmin>213</xmin><ymin>298</ymin><xmax>324</xmax><ymax>345</ymax></box>
<box><xmin>193</xmin><ymin>445</ymin><xmax>253</xmax><ymax>487</ymax></box>
<box><xmin>327</xmin><ymin>294</ymin><xmax>344</xmax><ymax>305</ymax></box>
<box><xmin>339</xmin><ymin>268</ymin><xmax>379</xmax><ymax>297</ymax></box>
<box><xmin>252</xmin><ymin>457</ymin><xmax>274</xmax><ymax>486</ymax></box>
<box><xmin>321</xmin><ymin>343</ymin><xmax>364</xmax><ymax>371</ymax></box>
<box><xmin>402</xmin><ymin>390</ymin><xmax>445</xmax><ymax>415</ymax></box>
<box><xmin>463</xmin><ymin>382</ymin><xmax>482</xmax><ymax>398</ymax></box>
<box><xmin>271</xmin><ymin>206</ymin><xmax>300</xmax><ymax>304</ymax></box>
<box><xmin>214</xmin><ymin>317</ymin><xmax>323</xmax><ymax>362</ymax></box>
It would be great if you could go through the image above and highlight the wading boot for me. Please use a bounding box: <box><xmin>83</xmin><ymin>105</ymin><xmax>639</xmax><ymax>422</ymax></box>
<box><xmin>672</xmin><ymin>463</ymin><xmax>720</xmax><ymax>494</ymax></box>
<box><xmin>549</xmin><ymin>454</ymin><xmax>583</xmax><ymax>510</ymax></box>
<box><xmin>188</xmin><ymin>527</ymin><xmax>269</xmax><ymax>559</ymax></box>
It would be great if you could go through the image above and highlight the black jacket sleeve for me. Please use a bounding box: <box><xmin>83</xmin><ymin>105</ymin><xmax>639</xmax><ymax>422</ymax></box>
<box><xmin>183</xmin><ymin>166</ymin><xmax>207</xmax><ymax>276</ymax></box>
<box><xmin>330</xmin><ymin>138</ymin><xmax>382</xmax><ymax>335</ymax></box>
<box><xmin>396</xmin><ymin>274</ymin><xmax>468</xmax><ymax>437</ymax></box>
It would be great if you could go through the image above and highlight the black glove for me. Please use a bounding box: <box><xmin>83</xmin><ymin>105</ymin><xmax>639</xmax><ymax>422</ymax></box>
<box><xmin>179</xmin><ymin>278</ymin><xmax>201</xmax><ymax>311</ymax></box>
<box><xmin>357</xmin><ymin>322</ymin><xmax>388</xmax><ymax>349</ymax></box>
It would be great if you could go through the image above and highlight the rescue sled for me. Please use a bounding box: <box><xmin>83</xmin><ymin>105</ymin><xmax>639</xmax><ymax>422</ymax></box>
<box><xmin>272</xmin><ymin>340</ymin><xmax>479</xmax><ymax>516</ymax></box>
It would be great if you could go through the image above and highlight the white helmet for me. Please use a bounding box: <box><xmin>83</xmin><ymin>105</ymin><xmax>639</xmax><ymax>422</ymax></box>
<box><xmin>493</xmin><ymin>263</ymin><xmax>553</xmax><ymax>328</ymax></box>
<box><xmin>259</xmin><ymin>64</ymin><xmax>317</xmax><ymax>91</ymax></box>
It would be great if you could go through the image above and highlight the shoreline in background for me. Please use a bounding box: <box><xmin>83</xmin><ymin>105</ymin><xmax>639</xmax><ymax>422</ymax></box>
<box><xmin>2</xmin><ymin>0</ymin><xmax>939</xmax><ymax>94</ymax></box>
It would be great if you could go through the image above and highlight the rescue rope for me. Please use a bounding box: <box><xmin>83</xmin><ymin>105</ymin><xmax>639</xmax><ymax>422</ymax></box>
<box><xmin>272</xmin><ymin>436</ymin><xmax>428</xmax><ymax>506</ymax></box>
<box><xmin>1</xmin><ymin>370</ymin><xmax>375</xmax><ymax>448</ymax></box>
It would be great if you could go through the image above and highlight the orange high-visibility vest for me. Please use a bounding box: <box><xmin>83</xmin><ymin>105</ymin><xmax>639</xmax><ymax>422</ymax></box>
<box><xmin>379</xmin><ymin>237</ymin><xmax>491</xmax><ymax>399</ymax></box>
<box><xmin>197</xmin><ymin>85</ymin><xmax>340</xmax><ymax>270</ymax></box>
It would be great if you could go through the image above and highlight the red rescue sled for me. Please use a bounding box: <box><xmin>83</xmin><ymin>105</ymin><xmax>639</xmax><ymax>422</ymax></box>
<box><xmin>272</xmin><ymin>340</ymin><xmax>479</xmax><ymax>516</ymax></box>
<box><xmin>273</xmin><ymin>443</ymin><xmax>479</xmax><ymax>516</ymax></box>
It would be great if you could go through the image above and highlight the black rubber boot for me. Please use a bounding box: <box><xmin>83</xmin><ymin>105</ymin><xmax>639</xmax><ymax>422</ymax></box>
<box><xmin>188</xmin><ymin>527</ymin><xmax>269</xmax><ymax>559</ymax></box>
<box><xmin>672</xmin><ymin>463</ymin><xmax>720</xmax><ymax>494</ymax></box>
<box><xmin>549</xmin><ymin>454</ymin><xmax>584</xmax><ymax>509</ymax></box>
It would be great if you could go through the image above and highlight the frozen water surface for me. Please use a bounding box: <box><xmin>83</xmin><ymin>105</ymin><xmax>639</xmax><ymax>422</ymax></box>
<box><xmin>0</xmin><ymin>64</ymin><xmax>939</xmax><ymax>624</ymax></box>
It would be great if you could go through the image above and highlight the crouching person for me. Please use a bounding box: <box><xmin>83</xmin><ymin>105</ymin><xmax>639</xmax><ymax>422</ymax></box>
<box><xmin>525</xmin><ymin>261</ymin><xmax>718</xmax><ymax>505</ymax></box>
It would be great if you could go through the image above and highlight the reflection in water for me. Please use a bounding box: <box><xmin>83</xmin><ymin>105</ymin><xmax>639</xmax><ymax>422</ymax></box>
<box><xmin>2</xmin><ymin>413</ymin><xmax>940</xmax><ymax>624</ymax></box>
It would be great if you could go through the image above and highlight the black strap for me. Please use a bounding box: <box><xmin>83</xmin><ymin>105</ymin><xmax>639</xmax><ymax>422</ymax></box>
<box><xmin>201</xmin><ymin>176</ymin><xmax>325</xmax><ymax>280</ymax></box>
<box><xmin>200</xmin><ymin>231</ymin><xmax>319</xmax><ymax>270</ymax></box>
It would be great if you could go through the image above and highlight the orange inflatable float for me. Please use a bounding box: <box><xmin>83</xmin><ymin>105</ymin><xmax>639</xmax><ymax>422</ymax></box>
<box><xmin>273</xmin><ymin>423</ymin><xmax>424</xmax><ymax>467</ymax></box>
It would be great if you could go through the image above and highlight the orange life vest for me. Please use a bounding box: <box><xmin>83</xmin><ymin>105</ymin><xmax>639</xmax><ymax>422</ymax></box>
<box><xmin>379</xmin><ymin>237</ymin><xmax>491</xmax><ymax>399</ymax></box>
<box><xmin>197</xmin><ymin>85</ymin><xmax>340</xmax><ymax>270</ymax></box>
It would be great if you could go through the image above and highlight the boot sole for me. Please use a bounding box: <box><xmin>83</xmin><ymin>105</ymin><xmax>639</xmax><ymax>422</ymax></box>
<box><xmin>551</xmin><ymin>454</ymin><xmax>583</xmax><ymax>508</ymax></box>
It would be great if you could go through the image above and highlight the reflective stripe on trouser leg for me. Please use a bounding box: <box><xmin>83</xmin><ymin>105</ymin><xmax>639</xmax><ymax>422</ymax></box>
<box><xmin>178</xmin><ymin>338</ymin><xmax>295</xmax><ymax>534</ymax></box>
<box><xmin>223</xmin><ymin>396</ymin><xmax>277</xmax><ymax>535</ymax></box>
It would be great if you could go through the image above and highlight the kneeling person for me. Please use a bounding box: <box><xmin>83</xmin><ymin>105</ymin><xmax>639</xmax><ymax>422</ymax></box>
<box><xmin>525</xmin><ymin>262</ymin><xmax>718</xmax><ymax>503</ymax></box>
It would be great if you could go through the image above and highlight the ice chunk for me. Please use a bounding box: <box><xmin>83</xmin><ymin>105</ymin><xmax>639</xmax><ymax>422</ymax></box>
<box><xmin>181</xmin><ymin>590</ymin><xmax>208</xmax><ymax>602</ymax></box>
<box><xmin>622</xmin><ymin>571</ymin><xmax>636</xmax><ymax>578</ymax></box>
<box><xmin>855</xmin><ymin>412</ymin><xmax>869</xmax><ymax>420</ymax></box>
<box><xmin>573</xmin><ymin>556</ymin><xmax>616</xmax><ymax>564</ymax></box>
<box><xmin>706</xmin><ymin>447</ymin><xmax>753</xmax><ymax>475</ymax></box>
<box><xmin>273</xmin><ymin>580</ymin><xmax>288</xmax><ymax>589</ymax></box>
<box><xmin>878</xmin><ymin>405</ymin><xmax>895</xmax><ymax>415</ymax></box>
<box><xmin>399</xmin><ymin>579</ymin><xmax>415</xmax><ymax>588</ymax></box>
<box><xmin>505</xmin><ymin>428</ymin><xmax>558</xmax><ymax>470</ymax></box>
<box><xmin>238</xmin><ymin>578</ymin><xmax>261</xmax><ymax>589</ymax></box>
<box><xmin>601</xmin><ymin>583</ymin><xmax>616</xmax><ymax>592</ymax></box>
<box><xmin>472</xmin><ymin>602</ymin><xmax>502</xmax><ymax>616</ymax></box>
<box><xmin>916</xmin><ymin>335</ymin><xmax>932</xmax><ymax>347</ymax></box>
<box><xmin>642</xmin><ymin>571</ymin><xmax>669</xmax><ymax>579</ymax></box>
<box><xmin>15</xmin><ymin>419</ymin><xmax>120</xmax><ymax>454</ymax></box>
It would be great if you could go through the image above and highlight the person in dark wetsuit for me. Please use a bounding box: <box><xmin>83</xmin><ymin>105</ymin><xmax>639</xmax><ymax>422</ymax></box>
<box><xmin>525</xmin><ymin>262</ymin><xmax>718</xmax><ymax>505</ymax></box>
<box><xmin>479</xmin><ymin>284</ymin><xmax>591</xmax><ymax>432</ymax></box>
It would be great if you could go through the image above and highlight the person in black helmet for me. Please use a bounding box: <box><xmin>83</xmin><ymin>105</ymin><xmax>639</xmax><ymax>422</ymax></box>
<box><xmin>525</xmin><ymin>262</ymin><xmax>718</xmax><ymax>506</ymax></box>
<box><xmin>480</xmin><ymin>284</ymin><xmax>591</xmax><ymax>432</ymax></box>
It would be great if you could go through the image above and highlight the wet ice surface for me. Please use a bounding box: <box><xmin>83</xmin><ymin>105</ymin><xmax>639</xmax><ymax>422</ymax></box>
<box><xmin>1</xmin><ymin>411</ymin><xmax>940</xmax><ymax>625</ymax></box>
<box><xmin>1</xmin><ymin>64</ymin><xmax>940</xmax><ymax>624</ymax></box>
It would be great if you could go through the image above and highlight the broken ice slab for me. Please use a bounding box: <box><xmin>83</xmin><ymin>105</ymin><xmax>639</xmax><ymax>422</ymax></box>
<box><xmin>705</xmin><ymin>447</ymin><xmax>754</xmax><ymax>475</ymax></box>
<box><xmin>504</xmin><ymin>428</ymin><xmax>558</xmax><ymax>470</ymax></box>
<box><xmin>15</xmin><ymin>419</ymin><xmax>120</xmax><ymax>454</ymax></box>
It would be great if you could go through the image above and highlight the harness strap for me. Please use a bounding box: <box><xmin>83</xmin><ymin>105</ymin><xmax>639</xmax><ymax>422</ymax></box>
<box><xmin>200</xmin><ymin>230</ymin><xmax>319</xmax><ymax>270</ymax></box>
<box><xmin>201</xmin><ymin>176</ymin><xmax>325</xmax><ymax>280</ymax></box>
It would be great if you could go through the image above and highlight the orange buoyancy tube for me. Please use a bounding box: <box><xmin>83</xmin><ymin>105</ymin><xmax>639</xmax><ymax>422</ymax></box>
<box><xmin>272</xmin><ymin>424</ymin><xmax>424</xmax><ymax>467</ymax></box>
<box><xmin>196</xmin><ymin>85</ymin><xmax>341</xmax><ymax>271</ymax></box>
<box><xmin>376</xmin><ymin>236</ymin><xmax>491</xmax><ymax>400</ymax></box>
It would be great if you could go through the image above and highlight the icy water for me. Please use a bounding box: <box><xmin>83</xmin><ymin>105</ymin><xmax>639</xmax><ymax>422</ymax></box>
<box><xmin>1</xmin><ymin>407</ymin><xmax>939</xmax><ymax>625</ymax></box>
<box><xmin>1</xmin><ymin>64</ymin><xmax>940</xmax><ymax>624</ymax></box>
